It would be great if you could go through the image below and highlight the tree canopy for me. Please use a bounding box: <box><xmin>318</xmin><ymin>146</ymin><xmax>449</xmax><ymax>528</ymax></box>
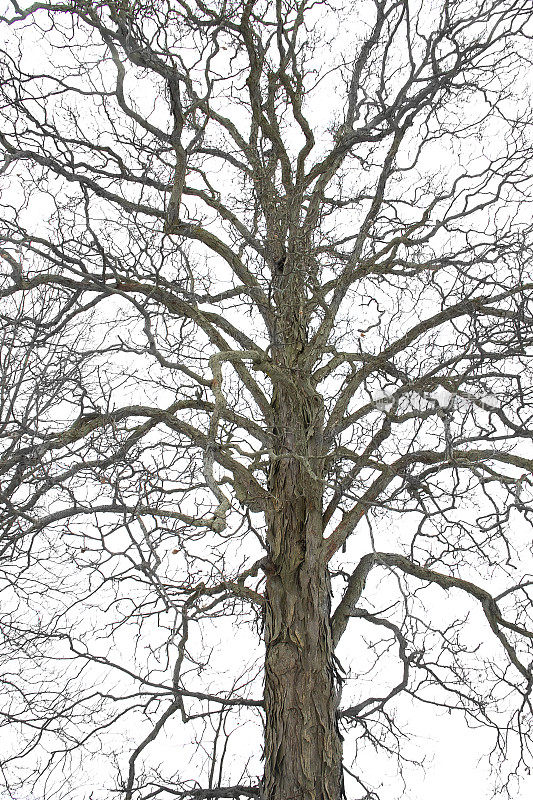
<box><xmin>1</xmin><ymin>1</ymin><xmax>533</xmax><ymax>799</ymax></box>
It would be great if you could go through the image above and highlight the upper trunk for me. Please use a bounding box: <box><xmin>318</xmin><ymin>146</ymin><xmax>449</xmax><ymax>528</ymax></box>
<box><xmin>262</xmin><ymin>381</ymin><xmax>343</xmax><ymax>800</ymax></box>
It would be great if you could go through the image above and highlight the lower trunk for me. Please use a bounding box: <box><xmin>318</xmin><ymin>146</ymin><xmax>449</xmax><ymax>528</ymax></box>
<box><xmin>262</xmin><ymin>466</ymin><xmax>343</xmax><ymax>800</ymax></box>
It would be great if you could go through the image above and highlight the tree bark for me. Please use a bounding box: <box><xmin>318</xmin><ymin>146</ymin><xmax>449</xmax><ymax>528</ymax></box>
<box><xmin>262</xmin><ymin>384</ymin><xmax>343</xmax><ymax>800</ymax></box>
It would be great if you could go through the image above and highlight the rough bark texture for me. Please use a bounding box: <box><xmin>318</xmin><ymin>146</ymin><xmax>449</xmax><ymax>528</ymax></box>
<box><xmin>262</xmin><ymin>379</ymin><xmax>343</xmax><ymax>800</ymax></box>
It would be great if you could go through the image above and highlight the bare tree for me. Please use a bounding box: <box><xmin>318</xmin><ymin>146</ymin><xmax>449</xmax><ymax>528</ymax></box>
<box><xmin>1</xmin><ymin>0</ymin><xmax>533</xmax><ymax>798</ymax></box>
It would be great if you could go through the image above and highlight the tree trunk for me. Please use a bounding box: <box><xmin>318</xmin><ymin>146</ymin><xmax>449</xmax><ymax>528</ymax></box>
<box><xmin>262</xmin><ymin>384</ymin><xmax>343</xmax><ymax>800</ymax></box>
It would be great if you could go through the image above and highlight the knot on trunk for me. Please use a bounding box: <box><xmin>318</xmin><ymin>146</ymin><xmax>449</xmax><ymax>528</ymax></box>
<box><xmin>266</xmin><ymin>641</ymin><xmax>299</xmax><ymax>674</ymax></box>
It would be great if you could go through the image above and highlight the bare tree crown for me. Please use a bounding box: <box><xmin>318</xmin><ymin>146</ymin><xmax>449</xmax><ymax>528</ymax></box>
<box><xmin>1</xmin><ymin>1</ymin><xmax>533</xmax><ymax>798</ymax></box>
